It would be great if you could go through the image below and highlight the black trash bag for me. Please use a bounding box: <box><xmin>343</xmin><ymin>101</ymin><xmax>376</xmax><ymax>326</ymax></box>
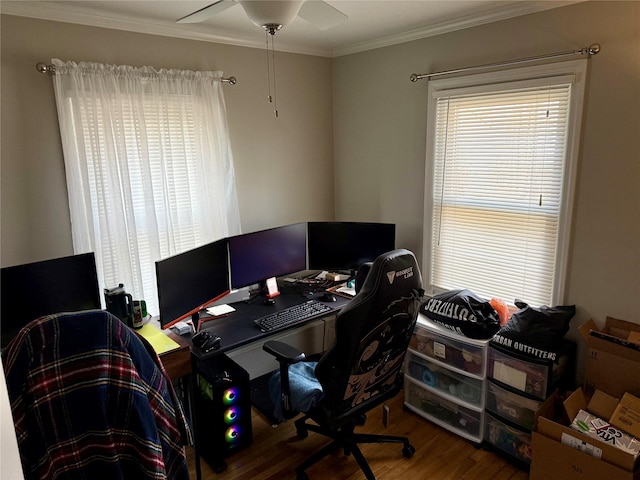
<box><xmin>491</xmin><ymin>300</ymin><xmax>575</xmax><ymax>360</ymax></box>
<box><xmin>421</xmin><ymin>289</ymin><xmax>500</xmax><ymax>339</ymax></box>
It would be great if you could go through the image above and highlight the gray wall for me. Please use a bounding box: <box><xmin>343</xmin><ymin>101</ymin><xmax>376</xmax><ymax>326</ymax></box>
<box><xmin>333</xmin><ymin>1</ymin><xmax>640</xmax><ymax>376</ymax></box>
<box><xmin>0</xmin><ymin>15</ymin><xmax>335</xmax><ymax>267</ymax></box>
<box><xmin>1</xmin><ymin>1</ymin><xmax>639</xmax><ymax>357</ymax></box>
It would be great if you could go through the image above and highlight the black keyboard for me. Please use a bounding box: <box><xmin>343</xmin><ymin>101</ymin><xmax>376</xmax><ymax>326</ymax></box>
<box><xmin>254</xmin><ymin>300</ymin><xmax>333</xmax><ymax>333</ymax></box>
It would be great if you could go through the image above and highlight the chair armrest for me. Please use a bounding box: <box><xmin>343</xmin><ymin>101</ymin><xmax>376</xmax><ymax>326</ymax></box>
<box><xmin>263</xmin><ymin>340</ymin><xmax>306</xmax><ymax>365</ymax></box>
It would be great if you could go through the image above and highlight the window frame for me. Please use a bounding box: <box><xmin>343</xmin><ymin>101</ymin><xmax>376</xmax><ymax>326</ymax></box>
<box><xmin>422</xmin><ymin>59</ymin><xmax>589</xmax><ymax>306</ymax></box>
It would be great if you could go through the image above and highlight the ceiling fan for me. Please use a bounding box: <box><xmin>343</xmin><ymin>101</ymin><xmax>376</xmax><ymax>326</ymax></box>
<box><xmin>177</xmin><ymin>0</ymin><xmax>348</xmax><ymax>34</ymax></box>
<box><xmin>178</xmin><ymin>1</ymin><xmax>347</xmax><ymax>118</ymax></box>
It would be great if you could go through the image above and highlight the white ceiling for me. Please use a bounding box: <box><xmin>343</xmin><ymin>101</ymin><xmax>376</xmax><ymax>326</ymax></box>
<box><xmin>1</xmin><ymin>0</ymin><xmax>579</xmax><ymax>57</ymax></box>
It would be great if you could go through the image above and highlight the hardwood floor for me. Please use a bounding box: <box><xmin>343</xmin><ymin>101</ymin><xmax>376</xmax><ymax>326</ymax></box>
<box><xmin>185</xmin><ymin>391</ymin><xmax>529</xmax><ymax>480</ymax></box>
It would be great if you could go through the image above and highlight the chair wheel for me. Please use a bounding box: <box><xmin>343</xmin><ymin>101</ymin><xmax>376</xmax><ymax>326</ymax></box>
<box><xmin>296</xmin><ymin>470</ymin><xmax>309</xmax><ymax>480</ymax></box>
<box><xmin>213</xmin><ymin>461</ymin><xmax>227</xmax><ymax>473</ymax></box>
<box><xmin>402</xmin><ymin>444</ymin><xmax>416</xmax><ymax>458</ymax></box>
<box><xmin>296</xmin><ymin>427</ymin><xmax>308</xmax><ymax>439</ymax></box>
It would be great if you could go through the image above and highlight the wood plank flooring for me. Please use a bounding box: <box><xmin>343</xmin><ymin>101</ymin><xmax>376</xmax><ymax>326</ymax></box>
<box><xmin>185</xmin><ymin>392</ymin><xmax>529</xmax><ymax>480</ymax></box>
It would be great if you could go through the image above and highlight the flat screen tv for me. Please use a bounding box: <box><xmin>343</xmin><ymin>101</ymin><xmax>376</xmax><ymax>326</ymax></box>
<box><xmin>155</xmin><ymin>238</ymin><xmax>230</xmax><ymax>329</ymax></box>
<box><xmin>1</xmin><ymin>252</ymin><xmax>101</xmax><ymax>349</ymax></box>
<box><xmin>229</xmin><ymin>223</ymin><xmax>307</xmax><ymax>290</ymax></box>
<box><xmin>307</xmin><ymin>222</ymin><xmax>395</xmax><ymax>272</ymax></box>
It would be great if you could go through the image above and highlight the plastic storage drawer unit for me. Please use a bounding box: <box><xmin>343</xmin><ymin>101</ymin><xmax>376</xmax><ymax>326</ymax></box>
<box><xmin>406</xmin><ymin>352</ymin><xmax>484</xmax><ymax>407</ymax></box>
<box><xmin>485</xmin><ymin>379</ymin><xmax>542</xmax><ymax>430</ymax></box>
<box><xmin>405</xmin><ymin>316</ymin><xmax>491</xmax><ymax>444</ymax></box>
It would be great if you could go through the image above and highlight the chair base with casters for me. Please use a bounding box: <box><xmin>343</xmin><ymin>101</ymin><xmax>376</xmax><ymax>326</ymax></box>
<box><xmin>292</xmin><ymin>413</ymin><xmax>415</xmax><ymax>480</ymax></box>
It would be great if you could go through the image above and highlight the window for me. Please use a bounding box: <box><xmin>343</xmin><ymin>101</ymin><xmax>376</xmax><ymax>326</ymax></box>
<box><xmin>52</xmin><ymin>60</ymin><xmax>241</xmax><ymax>315</ymax></box>
<box><xmin>423</xmin><ymin>60</ymin><xmax>588</xmax><ymax>306</ymax></box>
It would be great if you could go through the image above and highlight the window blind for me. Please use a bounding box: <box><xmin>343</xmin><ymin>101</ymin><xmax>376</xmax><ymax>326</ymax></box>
<box><xmin>430</xmin><ymin>83</ymin><xmax>572</xmax><ymax>306</ymax></box>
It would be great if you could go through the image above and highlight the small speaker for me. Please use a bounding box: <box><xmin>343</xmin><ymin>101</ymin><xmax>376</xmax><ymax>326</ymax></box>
<box><xmin>195</xmin><ymin>354</ymin><xmax>252</xmax><ymax>472</ymax></box>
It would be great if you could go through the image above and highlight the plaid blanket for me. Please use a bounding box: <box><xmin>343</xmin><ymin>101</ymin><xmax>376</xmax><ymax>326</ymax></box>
<box><xmin>2</xmin><ymin>310</ymin><xmax>192</xmax><ymax>480</ymax></box>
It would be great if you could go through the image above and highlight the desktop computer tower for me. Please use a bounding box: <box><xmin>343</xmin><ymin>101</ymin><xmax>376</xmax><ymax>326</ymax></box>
<box><xmin>195</xmin><ymin>354</ymin><xmax>252</xmax><ymax>472</ymax></box>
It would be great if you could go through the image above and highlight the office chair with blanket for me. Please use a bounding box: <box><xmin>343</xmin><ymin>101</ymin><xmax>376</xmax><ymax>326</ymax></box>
<box><xmin>2</xmin><ymin>309</ymin><xmax>192</xmax><ymax>480</ymax></box>
<box><xmin>264</xmin><ymin>249</ymin><xmax>424</xmax><ymax>480</ymax></box>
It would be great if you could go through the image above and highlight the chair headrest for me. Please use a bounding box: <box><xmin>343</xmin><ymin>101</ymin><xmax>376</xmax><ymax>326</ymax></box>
<box><xmin>356</xmin><ymin>249</ymin><xmax>422</xmax><ymax>300</ymax></box>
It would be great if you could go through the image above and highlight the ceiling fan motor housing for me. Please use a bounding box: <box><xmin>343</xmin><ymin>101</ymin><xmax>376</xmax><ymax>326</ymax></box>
<box><xmin>237</xmin><ymin>0</ymin><xmax>304</xmax><ymax>30</ymax></box>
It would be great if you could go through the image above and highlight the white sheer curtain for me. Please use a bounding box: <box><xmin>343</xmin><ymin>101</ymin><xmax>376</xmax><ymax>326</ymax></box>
<box><xmin>51</xmin><ymin>58</ymin><xmax>241</xmax><ymax>316</ymax></box>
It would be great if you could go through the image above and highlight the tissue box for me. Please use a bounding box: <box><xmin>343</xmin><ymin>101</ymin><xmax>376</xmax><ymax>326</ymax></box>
<box><xmin>571</xmin><ymin>409</ymin><xmax>640</xmax><ymax>457</ymax></box>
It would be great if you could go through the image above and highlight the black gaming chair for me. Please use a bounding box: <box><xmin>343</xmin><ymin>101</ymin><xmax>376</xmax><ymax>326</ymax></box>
<box><xmin>263</xmin><ymin>249</ymin><xmax>424</xmax><ymax>480</ymax></box>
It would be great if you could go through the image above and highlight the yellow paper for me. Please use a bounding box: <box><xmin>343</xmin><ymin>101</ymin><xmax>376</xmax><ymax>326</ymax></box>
<box><xmin>137</xmin><ymin>323</ymin><xmax>180</xmax><ymax>355</ymax></box>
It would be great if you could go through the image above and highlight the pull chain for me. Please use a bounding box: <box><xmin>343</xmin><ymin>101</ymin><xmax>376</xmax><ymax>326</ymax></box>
<box><xmin>265</xmin><ymin>30</ymin><xmax>278</xmax><ymax>118</ymax></box>
<box><xmin>265</xmin><ymin>30</ymin><xmax>272</xmax><ymax>105</ymax></box>
<box><xmin>271</xmin><ymin>34</ymin><xmax>278</xmax><ymax>118</ymax></box>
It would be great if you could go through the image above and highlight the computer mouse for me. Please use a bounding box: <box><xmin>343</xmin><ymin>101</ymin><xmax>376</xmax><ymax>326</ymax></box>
<box><xmin>321</xmin><ymin>292</ymin><xmax>337</xmax><ymax>302</ymax></box>
<box><xmin>192</xmin><ymin>330</ymin><xmax>221</xmax><ymax>352</ymax></box>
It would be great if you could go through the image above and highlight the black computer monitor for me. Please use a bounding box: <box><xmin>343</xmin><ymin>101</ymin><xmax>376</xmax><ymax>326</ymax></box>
<box><xmin>307</xmin><ymin>222</ymin><xmax>396</xmax><ymax>272</ymax></box>
<box><xmin>1</xmin><ymin>252</ymin><xmax>101</xmax><ymax>349</ymax></box>
<box><xmin>155</xmin><ymin>238</ymin><xmax>230</xmax><ymax>330</ymax></box>
<box><xmin>229</xmin><ymin>223</ymin><xmax>307</xmax><ymax>290</ymax></box>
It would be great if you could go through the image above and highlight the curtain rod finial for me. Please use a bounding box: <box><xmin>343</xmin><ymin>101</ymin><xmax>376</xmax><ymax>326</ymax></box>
<box><xmin>588</xmin><ymin>43</ymin><xmax>601</xmax><ymax>56</ymax></box>
<box><xmin>410</xmin><ymin>73</ymin><xmax>419</xmax><ymax>82</ymax></box>
<box><xmin>36</xmin><ymin>62</ymin><xmax>55</xmax><ymax>74</ymax></box>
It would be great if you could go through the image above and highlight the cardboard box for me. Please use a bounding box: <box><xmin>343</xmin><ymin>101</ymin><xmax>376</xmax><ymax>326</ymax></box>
<box><xmin>580</xmin><ymin>317</ymin><xmax>640</xmax><ymax>398</ymax></box>
<box><xmin>562</xmin><ymin>388</ymin><xmax>640</xmax><ymax>470</ymax></box>
<box><xmin>612</xmin><ymin>393</ymin><xmax>640</xmax><ymax>439</ymax></box>
<box><xmin>531</xmin><ymin>317</ymin><xmax>640</xmax><ymax>480</ymax></box>
<box><xmin>531</xmin><ymin>431</ymin><xmax>640</xmax><ymax>480</ymax></box>
<box><xmin>531</xmin><ymin>388</ymin><xmax>640</xmax><ymax>480</ymax></box>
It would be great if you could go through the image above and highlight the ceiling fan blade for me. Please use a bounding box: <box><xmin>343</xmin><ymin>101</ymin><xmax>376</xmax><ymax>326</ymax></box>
<box><xmin>298</xmin><ymin>0</ymin><xmax>348</xmax><ymax>30</ymax></box>
<box><xmin>176</xmin><ymin>0</ymin><xmax>236</xmax><ymax>24</ymax></box>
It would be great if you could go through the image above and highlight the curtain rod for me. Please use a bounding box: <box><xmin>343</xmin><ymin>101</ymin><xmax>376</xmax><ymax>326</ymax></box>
<box><xmin>36</xmin><ymin>62</ymin><xmax>237</xmax><ymax>85</ymax></box>
<box><xmin>409</xmin><ymin>43</ymin><xmax>600</xmax><ymax>82</ymax></box>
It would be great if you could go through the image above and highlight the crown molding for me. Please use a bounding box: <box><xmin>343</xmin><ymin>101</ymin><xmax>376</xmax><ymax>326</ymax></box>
<box><xmin>0</xmin><ymin>1</ymin><xmax>333</xmax><ymax>57</ymax></box>
<box><xmin>332</xmin><ymin>1</ymin><xmax>582</xmax><ymax>57</ymax></box>
<box><xmin>1</xmin><ymin>1</ymin><xmax>582</xmax><ymax>59</ymax></box>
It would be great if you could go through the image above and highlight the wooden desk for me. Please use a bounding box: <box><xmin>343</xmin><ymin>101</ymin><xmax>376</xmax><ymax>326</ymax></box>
<box><xmin>159</xmin><ymin>331</ymin><xmax>191</xmax><ymax>380</ymax></box>
<box><xmin>140</xmin><ymin>317</ymin><xmax>192</xmax><ymax>380</ymax></box>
